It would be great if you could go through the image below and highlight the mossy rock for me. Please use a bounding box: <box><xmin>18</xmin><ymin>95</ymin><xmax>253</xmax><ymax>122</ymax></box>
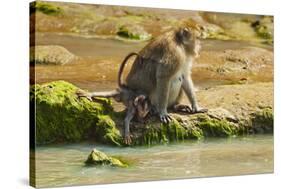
<box><xmin>252</xmin><ymin>16</ymin><xmax>273</xmax><ymax>43</ymax></box>
<box><xmin>30</xmin><ymin>1</ymin><xmax>62</xmax><ymax>16</ymax></box>
<box><xmin>32</xmin><ymin>81</ymin><xmax>273</xmax><ymax>146</ymax></box>
<box><xmin>250</xmin><ymin>108</ymin><xmax>273</xmax><ymax>134</ymax></box>
<box><xmin>31</xmin><ymin>80</ymin><xmax>122</xmax><ymax>145</ymax></box>
<box><xmin>85</xmin><ymin>148</ymin><xmax>128</xmax><ymax>168</ymax></box>
<box><xmin>117</xmin><ymin>25</ymin><xmax>151</xmax><ymax>41</ymax></box>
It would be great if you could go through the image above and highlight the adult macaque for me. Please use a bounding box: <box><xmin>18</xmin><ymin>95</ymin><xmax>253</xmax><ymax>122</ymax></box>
<box><xmin>125</xmin><ymin>27</ymin><xmax>207</xmax><ymax>123</ymax></box>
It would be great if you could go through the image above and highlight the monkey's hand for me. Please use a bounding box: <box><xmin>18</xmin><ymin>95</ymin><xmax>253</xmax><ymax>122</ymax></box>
<box><xmin>159</xmin><ymin>112</ymin><xmax>173</xmax><ymax>124</ymax></box>
<box><xmin>76</xmin><ymin>90</ymin><xmax>93</xmax><ymax>101</ymax></box>
<box><xmin>124</xmin><ymin>134</ymin><xmax>132</xmax><ymax>145</ymax></box>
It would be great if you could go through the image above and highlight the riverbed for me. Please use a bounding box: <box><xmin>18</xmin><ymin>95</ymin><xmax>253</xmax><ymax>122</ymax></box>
<box><xmin>34</xmin><ymin>135</ymin><xmax>273</xmax><ymax>188</ymax></box>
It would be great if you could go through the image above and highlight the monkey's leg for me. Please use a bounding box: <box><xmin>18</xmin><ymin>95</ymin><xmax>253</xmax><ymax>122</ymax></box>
<box><xmin>155</xmin><ymin>76</ymin><xmax>173</xmax><ymax>123</ymax></box>
<box><xmin>182</xmin><ymin>75</ymin><xmax>208</xmax><ymax>113</ymax></box>
<box><xmin>124</xmin><ymin>107</ymin><xmax>136</xmax><ymax>145</ymax></box>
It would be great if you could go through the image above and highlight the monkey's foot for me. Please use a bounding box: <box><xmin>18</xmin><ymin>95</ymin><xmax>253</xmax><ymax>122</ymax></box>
<box><xmin>173</xmin><ymin>104</ymin><xmax>192</xmax><ymax>113</ymax></box>
<box><xmin>159</xmin><ymin>113</ymin><xmax>173</xmax><ymax>123</ymax></box>
<box><xmin>192</xmin><ymin>107</ymin><xmax>208</xmax><ymax>114</ymax></box>
<box><xmin>123</xmin><ymin>135</ymin><xmax>132</xmax><ymax>145</ymax></box>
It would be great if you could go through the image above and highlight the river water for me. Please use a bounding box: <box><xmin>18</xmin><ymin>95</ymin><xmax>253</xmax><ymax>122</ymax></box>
<box><xmin>35</xmin><ymin>135</ymin><xmax>273</xmax><ymax>188</ymax></box>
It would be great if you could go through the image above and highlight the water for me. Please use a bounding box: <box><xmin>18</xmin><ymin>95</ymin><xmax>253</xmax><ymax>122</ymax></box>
<box><xmin>34</xmin><ymin>135</ymin><xmax>273</xmax><ymax>188</ymax></box>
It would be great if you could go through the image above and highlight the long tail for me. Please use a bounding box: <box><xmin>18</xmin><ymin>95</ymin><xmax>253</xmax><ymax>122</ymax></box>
<box><xmin>89</xmin><ymin>90</ymin><xmax>119</xmax><ymax>98</ymax></box>
<box><xmin>118</xmin><ymin>52</ymin><xmax>141</xmax><ymax>88</ymax></box>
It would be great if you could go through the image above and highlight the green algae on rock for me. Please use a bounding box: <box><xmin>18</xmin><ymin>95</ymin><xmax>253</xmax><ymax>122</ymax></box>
<box><xmin>250</xmin><ymin>108</ymin><xmax>273</xmax><ymax>134</ymax></box>
<box><xmin>32</xmin><ymin>81</ymin><xmax>273</xmax><ymax>146</ymax></box>
<box><xmin>85</xmin><ymin>148</ymin><xmax>128</xmax><ymax>167</ymax></box>
<box><xmin>30</xmin><ymin>1</ymin><xmax>62</xmax><ymax>16</ymax></box>
<box><xmin>31</xmin><ymin>80</ymin><xmax>117</xmax><ymax>144</ymax></box>
<box><xmin>117</xmin><ymin>25</ymin><xmax>152</xmax><ymax>41</ymax></box>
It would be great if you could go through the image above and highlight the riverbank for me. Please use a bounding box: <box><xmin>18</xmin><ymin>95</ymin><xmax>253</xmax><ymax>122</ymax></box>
<box><xmin>31</xmin><ymin>80</ymin><xmax>273</xmax><ymax>146</ymax></box>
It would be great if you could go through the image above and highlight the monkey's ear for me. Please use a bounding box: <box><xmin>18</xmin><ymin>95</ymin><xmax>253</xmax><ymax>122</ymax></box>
<box><xmin>134</xmin><ymin>95</ymin><xmax>146</xmax><ymax>106</ymax></box>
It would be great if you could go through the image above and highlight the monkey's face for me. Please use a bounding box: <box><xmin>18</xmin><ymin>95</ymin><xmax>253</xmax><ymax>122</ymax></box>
<box><xmin>177</xmin><ymin>27</ymin><xmax>201</xmax><ymax>57</ymax></box>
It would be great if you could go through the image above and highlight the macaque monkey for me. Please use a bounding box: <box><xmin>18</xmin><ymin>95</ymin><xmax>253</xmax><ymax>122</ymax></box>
<box><xmin>77</xmin><ymin>52</ymin><xmax>150</xmax><ymax>145</ymax></box>
<box><xmin>125</xmin><ymin>27</ymin><xmax>207</xmax><ymax>123</ymax></box>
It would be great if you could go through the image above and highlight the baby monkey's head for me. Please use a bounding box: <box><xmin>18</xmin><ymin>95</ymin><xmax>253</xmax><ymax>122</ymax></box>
<box><xmin>134</xmin><ymin>95</ymin><xmax>150</xmax><ymax>118</ymax></box>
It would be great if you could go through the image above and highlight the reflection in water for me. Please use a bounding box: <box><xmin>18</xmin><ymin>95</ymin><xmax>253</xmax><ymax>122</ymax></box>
<box><xmin>35</xmin><ymin>135</ymin><xmax>273</xmax><ymax>188</ymax></box>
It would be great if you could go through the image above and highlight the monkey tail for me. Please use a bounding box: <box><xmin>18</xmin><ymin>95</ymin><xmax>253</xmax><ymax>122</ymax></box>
<box><xmin>118</xmin><ymin>52</ymin><xmax>141</xmax><ymax>88</ymax></box>
<box><xmin>89</xmin><ymin>90</ymin><xmax>120</xmax><ymax>98</ymax></box>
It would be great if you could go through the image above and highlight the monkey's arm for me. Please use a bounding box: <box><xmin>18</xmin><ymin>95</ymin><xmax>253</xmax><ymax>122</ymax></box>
<box><xmin>124</xmin><ymin>106</ymin><xmax>136</xmax><ymax>145</ymax></box>
<box><xmin>182</xmin><ymin>75</ymin><xmax>207</xmax><ymax>113</ymax></box>
<box><xmin>155</xmin><ymin>68</ymin><xmax>173</xmax><ymax>123</ymax></box>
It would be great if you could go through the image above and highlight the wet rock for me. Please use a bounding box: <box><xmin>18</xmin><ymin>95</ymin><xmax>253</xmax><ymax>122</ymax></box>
<box><xmin>116</xmin><ymin>24</ymin><xmax>151</xmax><ymax>41</ymax></box>
<box><xmin>30</xmin><ymin>1</ymin><xmax>62</xmax><ymax>16</ymax></box>
<box><xmin>207</xmin><ymin>108</ymin><xmax>237</xmax><ymax>122</ymax></box>
<box><xmin>31</xmin><ymin>80</ymin><xmax>122</xmax><ymax>145</ymax></box>
<box><xmin>32</xmin><ymin>81</ymin><xmax>273</xmax><ymax>146</ymax></box>
<box><xmin>30</xmin><ymin>45</ymin><xmax>76</xmax><ymax>65</ymax></box>
<box><xmin>252</xmin><ymin>16</ymin><xmax>273</xmax><ymax>44</ymax></box>
<box><xmin>85</xmin><ymin>148</ymin><xmax>127</xmax><ymax>167</ymax></box>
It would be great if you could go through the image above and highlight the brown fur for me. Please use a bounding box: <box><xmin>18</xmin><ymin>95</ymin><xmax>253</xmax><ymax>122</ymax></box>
<box><xmin>125</xmin><ymin>27</ymin><xmax>207</xmax><ymax>123</ymax></box>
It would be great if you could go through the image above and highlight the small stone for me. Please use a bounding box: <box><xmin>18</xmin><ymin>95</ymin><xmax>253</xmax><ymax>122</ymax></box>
<box><xmin>85</xmin><ymin>148</ymin><xmax>127</xmax><ymax>168</ymax></box>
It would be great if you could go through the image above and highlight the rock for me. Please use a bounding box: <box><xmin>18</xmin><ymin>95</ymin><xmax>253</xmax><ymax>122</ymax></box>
<box><xmin>252</xmin><ymin>16</ymin><xmax>273</xmax><ymax>44</ymax></box>
<box><xmin>31</xmin><ymin>81</ymin><xmax>273</xmax><ymax>146</ymax></box>
<box><xmin>30</xmin><ymin>45</ymin><xmax>76</xmax><ymax>65</ymax></box>
<box><xmin>85</xmin><ymin>148</ymin><xmax>128</xmax><ymax>167</ymax></box>
<box><xmin>30</xmin><ymin>1</ymin><xmax>62</xmax><ymax>16</ymax></box>
<box><xmin>30</xmin><ymin>80</ymin><xmax>122</xmax><ymax>145</ymax></box>
<box><xmin>116</xmin><ymin>25</ymin><xmax>152</xmax><ymax>41</ymax></box>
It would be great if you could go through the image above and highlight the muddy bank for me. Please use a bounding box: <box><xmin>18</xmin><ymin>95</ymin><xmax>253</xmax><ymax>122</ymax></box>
<box><xmin>195</xmin><ymin>46</ymin><xmax>273</xmax><ymax>83</ymax></box>
<box><xmin>32</xmin><ymin>41</ymin><xmax>273</xmax><ymax>88</ymax></box>
<box><xmin>31</xmin><ymin>81</ymin><xmax>273</xmax><ymax>146</ymax></box>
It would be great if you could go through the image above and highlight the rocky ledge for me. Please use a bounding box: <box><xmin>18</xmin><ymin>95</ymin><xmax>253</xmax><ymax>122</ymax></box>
<box><xmin>31</xmin><ymin>81</ymin><xmax>273</xmax><ymax>146</ymax></box>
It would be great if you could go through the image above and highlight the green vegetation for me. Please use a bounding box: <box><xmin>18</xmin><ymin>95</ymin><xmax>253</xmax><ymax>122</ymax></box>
<box><xmin>85</xmin><ymin>149</ymin><xmax>128</xmax><ymax>167</ymax></box>
<box><xmin>30</xmin><ymin>1</ymin><xmax>62</xmax><ymax>15</ymax></box>
<box><xmin>31</xmin><ymin>80</ymin><xmax>112</xmax><ymax>144</ymax></box>
<box><xmin>250</xmin><ymin>108</ymin><xmax>273</xmax><ymax>133</ymax></box>
<box><xmin>117</xmin><ymin>25</ymin><xmax>151</xmax><ymax>41</ymax></box>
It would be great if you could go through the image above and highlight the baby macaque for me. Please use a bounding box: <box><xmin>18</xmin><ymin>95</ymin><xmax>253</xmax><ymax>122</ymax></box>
<box><xmin>77</xmin><ymin>52</ymin><xmax>150</xmax><ymax>145</ymax></box>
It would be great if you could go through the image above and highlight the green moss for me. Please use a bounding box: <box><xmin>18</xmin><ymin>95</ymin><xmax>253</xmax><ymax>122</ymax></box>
<box><xmin>197</xmin><ymin>118</ymin><xmax>238</xmax><ymax>137</ymax></box>
<box><xmin>252</xmin><ymin>16</ymin><xmax>273</xmax><ymax>44</ymax></box>
<box><xmin>117</xmin><ymin>25</ymin><xmax>151</xmax><ymax>40</ymax></box>
<box><xmin>31</xmin><ymin>80</ymin><xmax>112</xmax><ymax>144</ymax></box>
<box><xmin>85</xmin><ymin>149</ymin><xmax>128</xmax><ymax>168</ymax></box>
<box><xmin>250</xmin><ymin>108</ymin><xmax>273</xmax><ymax>133</ymax></box>
<box><xmin>134</xmin><ymin>120</ymin><xmax>189</xmax><ymax>146</ymax></box>
<box><xmin>95</xmin><ymin>115</ymin><xmax>122</xmax><ymax>146</ymax></box>
<box><xmin>30</xmin><ymin>1</ymin><xmax>62</xmax><ymax>15</ymax></box>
